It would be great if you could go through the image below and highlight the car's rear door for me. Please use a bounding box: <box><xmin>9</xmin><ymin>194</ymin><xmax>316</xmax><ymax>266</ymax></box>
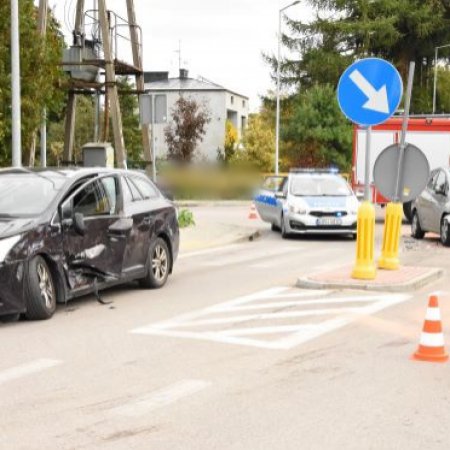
<box><xmin>417</xmin><ymin>170</ymin><xmax>438</xmax><ymax>231</ymax></box>
<box><xmin>430</xmin><ymin>170</ymin><xmax>448</xmax><ymax>232</ymax></box>
<box><xmin>120</xmin><ymin>174</ymin><xmax>159</xmax><ymax>276</ymax></box>
<box><xmin>61</xmin><ymin>175</ymin><xmax>128</xmax><ymax>290</ymax></box>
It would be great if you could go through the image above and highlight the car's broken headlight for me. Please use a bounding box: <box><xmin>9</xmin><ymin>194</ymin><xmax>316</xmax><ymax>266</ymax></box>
<box><xmin>0</xmin><ymin>235</ymin><xmax>22</xmax><ymax>263</ymax></box>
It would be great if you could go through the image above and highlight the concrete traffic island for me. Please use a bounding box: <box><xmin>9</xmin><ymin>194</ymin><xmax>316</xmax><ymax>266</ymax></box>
<box><xmin>297</xmin><ymin>265</ymin><xmax>444</xmax><ymax>292</ymax></box>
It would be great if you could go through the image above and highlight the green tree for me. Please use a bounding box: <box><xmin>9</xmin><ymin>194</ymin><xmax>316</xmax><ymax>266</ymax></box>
<box><xmin>231</xmin><ymin>113</ymin><xmax>274</xmax><ymax>172</ymax></box>
<box><xmin>47</xmin><ymin>95</ymin><xmax>96</xmax><ymax>165</ymax></box>
<box><xmin>117</xmin><ymin>77</ymin><xmax>142</xmax><ymax>165</ymax></box>
<box><xmin>223</xmin><ymin>119</ymin><xmax>238</xmax><ymax>163</ymax></box>
<box><xmin>269</xmin><ymin>0</ymin><xmax>450</xmax><ymax>112</ymax></box>
<box><xmin>0</xmin><ymin>1</ymin><xmax>66</xmax><ymax>165</ymax></box>
<box><xmin>283</xmin><ymin>84</ymin><xmax>352</xmax><ymax>170</ymax></box>
<box><xmin>164</xmin><ymin>96</ymin><xmax>211</xmax><ymax>163</ymax></box>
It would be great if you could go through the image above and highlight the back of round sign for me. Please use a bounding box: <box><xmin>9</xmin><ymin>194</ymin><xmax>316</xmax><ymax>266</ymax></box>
<box><xmin>373</xmin><ymin>143</ymin><xmax>430</xmax><ymax>203</ymax></box>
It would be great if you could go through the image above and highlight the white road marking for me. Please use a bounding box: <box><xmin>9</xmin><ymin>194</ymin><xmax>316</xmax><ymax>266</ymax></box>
<box><xmin>110</xmin><ymin>379</ymin><xmax>211</xmax><ymax>417</ymax></box>
<box><xmin>202</xmin><ymin>247</ymin><xmax>300</xmax><ymax>267</ymax></box>
<box><xmin>179</xmin><ymin>243</ymin><xmax>245</xmax><ymax>259</ymax></box>
<box><xmin>131</xmin><ymin>288</ymin><xmax>411</xmax><ymax>350</ymax></box>
<box><xmin>0</xmin><ymin>359</ymin><xmax>62</xmax><ymax>387</ymax></box>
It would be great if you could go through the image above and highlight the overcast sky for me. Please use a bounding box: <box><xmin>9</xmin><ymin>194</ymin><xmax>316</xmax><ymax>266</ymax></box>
<box><xmin>48</xmin><ymin>0</ymin><xmax>312</xmax><ymax>112</ymax></box>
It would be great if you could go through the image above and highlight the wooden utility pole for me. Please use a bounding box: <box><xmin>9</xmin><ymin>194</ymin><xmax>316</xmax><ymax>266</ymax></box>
<box><xmin>126</xmin><ymin>0</ymin><xmax>152</xmax><ymax>173</ymax></box>
<box><xmin>98</xmin><ymin>0</ymin><xmax>127</xmax><ymax>168</ymax></box>
<box><xmin>63</xmin><ymin>0</ymin><xmax>85</xmax><ymax>163</ymax></box>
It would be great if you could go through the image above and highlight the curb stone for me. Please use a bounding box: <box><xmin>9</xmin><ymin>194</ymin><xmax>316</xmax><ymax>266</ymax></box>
<box><xmin>296</xmin><ymin>268</ymin><xmax>444</xmax><ymax>293</ymax></box>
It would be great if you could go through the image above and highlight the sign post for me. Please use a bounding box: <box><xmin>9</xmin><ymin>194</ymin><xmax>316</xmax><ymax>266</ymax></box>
<box><xmin>337</xmin><ymin>58</ymin><xmax>403</xmax><ymax>280</ymax></box>
<box><xmin>378</xmin><ymin>62</ymin><xmax>416</xmax><ymax>270</ymax></box>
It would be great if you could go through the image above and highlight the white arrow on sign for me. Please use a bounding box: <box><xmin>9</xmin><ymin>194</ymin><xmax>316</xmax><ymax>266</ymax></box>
<box><xmin>349</xmin><ymin>69</ymin><xmax>389</xmax><ymax>114</ymax></box>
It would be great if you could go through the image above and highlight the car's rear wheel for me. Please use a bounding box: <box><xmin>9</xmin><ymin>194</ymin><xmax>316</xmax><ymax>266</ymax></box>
<box><xmin>411</xmin><ymin>211</ymin><xmax>425</xmax><ymax>239</ymax></box>
<box><xmin>140</xmin><ymin>237</ymin><xmax>171</xmax><ymax>288</ymax></box>
<box><xmin>440</xmin><ymin>218</ymin><xmax>450</xmax><ymax>246</ymax></box>
<box><xmin>25</xmin><ymin>256</ymin><xmax>57</xmax><ymax>320</ymax></box>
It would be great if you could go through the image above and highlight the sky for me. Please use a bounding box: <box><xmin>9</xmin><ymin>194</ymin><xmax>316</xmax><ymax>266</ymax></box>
<box><xmin>48</xmin><ymin>0</ymin><xmax>313</xmax><ymax>112</ymax></box>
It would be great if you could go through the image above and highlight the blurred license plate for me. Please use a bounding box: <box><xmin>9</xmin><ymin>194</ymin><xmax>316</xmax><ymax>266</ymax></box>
<box><xmin>317</xmin><ymin>217</ymin><xmax>342</xmax><ymax>226</ymax></box>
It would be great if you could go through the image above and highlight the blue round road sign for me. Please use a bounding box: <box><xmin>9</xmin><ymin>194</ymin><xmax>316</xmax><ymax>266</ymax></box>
<box><xmin>337</xmin><ymin>58</ymin><xmax>403</xmax><ymax>127</ymax></box>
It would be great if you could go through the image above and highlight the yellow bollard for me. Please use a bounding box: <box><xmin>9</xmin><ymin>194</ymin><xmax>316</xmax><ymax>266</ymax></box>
<box><xmin>352</xmin><ymin>201</ymin><xmax>376</xmax><ymax>280</ymax></box>
<box><xmin>378</xmin><ymin>202</ymin><xmax>403</xmax><ymax>270</ymax></box>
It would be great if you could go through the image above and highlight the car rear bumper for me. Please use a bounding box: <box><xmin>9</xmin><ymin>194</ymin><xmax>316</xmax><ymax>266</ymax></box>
<box><xmin>0</xmin><ymin>261</ymin><xmax>27</xmax><ymax>316</ymax></box>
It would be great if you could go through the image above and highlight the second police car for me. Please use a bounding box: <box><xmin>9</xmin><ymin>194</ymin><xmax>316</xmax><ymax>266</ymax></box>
<box><xmin>254</xmin><ymin>169</ymin><xmax>359</xmax><ymax>239</ymax></box>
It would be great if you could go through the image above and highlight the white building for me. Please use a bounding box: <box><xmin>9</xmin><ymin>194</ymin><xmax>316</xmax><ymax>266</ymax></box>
<box><xmin>144</xmin><ymin>69</ymin><xmax>249</xmax><ymax>161</ymax></box>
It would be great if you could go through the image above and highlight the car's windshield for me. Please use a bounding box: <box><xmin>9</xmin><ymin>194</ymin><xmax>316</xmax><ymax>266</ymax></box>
<box><xmin>290</xmin><ymin>175</ymin><xmax>352</xmax><ymax>197</ymax></box>
<box><xmin>0</xmin><ymin>173</ymin><xmax>66</xmax><ymax>217</ymax></box>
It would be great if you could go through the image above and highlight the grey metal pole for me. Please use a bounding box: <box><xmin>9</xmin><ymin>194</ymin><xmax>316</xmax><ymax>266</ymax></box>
<box><xmin>433</xmin><ymin>47</ymin><xmax>438</xmax><ymax>115</ymax></box>
<box><xmin>394</xmin><ymin>61</ymin><xmax>415</xmax><ymax>202</ymax></box>
<box><xmin>151</xmin><ymin>95</ymin><xmax>157</xmax><ymax>182</ymax></box>
<box><xmin>40</xmin><ymin>108</ymin><xmax>47</xmax><ymax>167</ymax></box>
<box><xmin>275</xmin><ymin>9</ymin><xmax>282</xmax><ymax>175</ymax></box>
<box><xmin>364</xmin><ymin>126</ymin><xmax>372</xmax><ymax>202</ymax></box>
<box><xmin>11</xmin><ymin>0</ymin><xmax>22</xmax><ymax>167</ymax></box>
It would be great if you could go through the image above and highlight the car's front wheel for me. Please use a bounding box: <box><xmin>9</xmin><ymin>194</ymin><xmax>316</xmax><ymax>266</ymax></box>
<box><xmin>411</xmin><ymin>211</ymin><xmax>425</xmax><ymax>239</ymax></box>
<box><xmin>25</xmin><ymin>256</ymin><xmax>57</xmax><ymax>320</ymax></box>
<box><xmin>281</xmin><ymin>214</ymin><xmax>290</xmax><ymax>239</ymax></box>
<box><xmin>440</xmin><ymin>218</ymin><xmax>450</xmax><ymax>247</ymax></box>
<box><xmin>140</xmin><ymin>237</ymin><xmax>171</xmax><ymax>288</ymax></box>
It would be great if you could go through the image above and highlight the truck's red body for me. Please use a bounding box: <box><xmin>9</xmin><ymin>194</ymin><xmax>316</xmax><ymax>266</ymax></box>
<box><xmin>352</xmin><ymin>117</ymin><xmax>450</xmax><ymax>204</ymax></box>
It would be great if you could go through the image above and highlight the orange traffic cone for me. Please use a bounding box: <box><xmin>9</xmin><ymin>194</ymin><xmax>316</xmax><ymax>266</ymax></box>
<box><xmin>248</xmin><ymin>203</ymin><xmax>259</xmax><ymax>220</ymax></box>
<box><xmin>412</xmin><ymin>295</ymin><xmax>448</xmax><ymax>363</ymax></box>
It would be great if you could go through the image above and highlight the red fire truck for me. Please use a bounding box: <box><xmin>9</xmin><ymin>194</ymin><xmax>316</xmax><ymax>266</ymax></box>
<box><xmin>352</xmin><ymin>116</ymin><xmax>450</xmax><ymax>221</ymax></box>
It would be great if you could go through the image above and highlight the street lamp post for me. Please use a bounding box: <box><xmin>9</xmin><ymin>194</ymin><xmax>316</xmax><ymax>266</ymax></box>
<box><xmin>11</xmin><ymin>0</ymin><xmax>22</xmax><ymax>167</ymax></box>
<box><xmin>275</xmin><ymin>0</ymin><xmax>299</xmax><ymax>175</ymax></box>
<box><xmin>433</xmin><ymin>43</ymin><xmax>450</xmax><ymax>115</ymax></box>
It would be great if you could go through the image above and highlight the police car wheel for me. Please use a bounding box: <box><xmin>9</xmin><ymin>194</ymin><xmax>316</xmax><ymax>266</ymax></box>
<box><xmin>281</xmin><ymin>215</ymin><xmax>290</xmax><ymax>239</ymax></box>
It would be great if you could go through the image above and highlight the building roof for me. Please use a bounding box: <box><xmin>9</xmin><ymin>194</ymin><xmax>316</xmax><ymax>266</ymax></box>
<box><xmin>144</xmin><ymin>75</ymin><xmax>249</xmax><ymax>100</ymax></box>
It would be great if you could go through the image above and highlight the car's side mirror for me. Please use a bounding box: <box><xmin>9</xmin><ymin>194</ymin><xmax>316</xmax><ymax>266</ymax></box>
<box><xmin>275</xmin><ymin>191</ymin><xmax>286</xmax><ymax>199</ymax></box>
<box><xmin>73</xmin><ymin>212</ymin><xmax>86</xmax><ymax>236</ymax></box>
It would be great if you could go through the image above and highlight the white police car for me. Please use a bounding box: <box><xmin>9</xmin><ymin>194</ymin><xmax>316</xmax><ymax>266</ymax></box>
<box><xmin>254</xmin><ymin>169</ymin><xmax>359</xmax><ymax>239</ymax></box>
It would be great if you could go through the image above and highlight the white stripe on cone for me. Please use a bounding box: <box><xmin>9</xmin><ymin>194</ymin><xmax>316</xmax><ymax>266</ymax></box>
<box><xmin>425</xmin><ymin>307</ymin><xmax>442</xmax><ymax>321</ymax></box>
<box><xmin>420</xmin><ymin>332</ymin><xmax>445</xmax><ymax>348</ymax></box>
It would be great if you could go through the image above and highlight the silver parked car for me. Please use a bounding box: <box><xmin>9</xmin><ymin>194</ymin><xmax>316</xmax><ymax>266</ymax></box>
<box><xmin>411</xmin><ymin>167</ymin><xmax>450</xmax><ymax>246</ymax></box>
<box><xmin>254</xmin><ymin>169</ymin><xmax>359</xmax><ymax>239</ymax></box>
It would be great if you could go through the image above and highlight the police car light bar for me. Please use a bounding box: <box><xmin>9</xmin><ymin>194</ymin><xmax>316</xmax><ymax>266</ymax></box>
<box><xmin>289</xmin><ymin>168</ymin><xmax>340</xmax><ymax>174</ymax></box>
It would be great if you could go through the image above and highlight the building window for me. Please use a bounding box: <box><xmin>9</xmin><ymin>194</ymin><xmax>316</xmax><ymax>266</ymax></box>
<box><xmin>231</xmin><ymin>95</ymin><xmax>234</xmax><ymax>105</ymax></box>
<box><xmin>242</xmin><ymin>100</ymin><xmax>246</xmax><ymax>108</ymax></box>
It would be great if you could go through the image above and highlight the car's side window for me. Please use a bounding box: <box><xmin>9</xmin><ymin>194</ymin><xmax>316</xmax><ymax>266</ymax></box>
<box><xmin>427</xmin><ymin>171</ymin><xmax>438</xmax><ymax>189</ymax></box>
<box><xmin>100</xmin><ymin>177</ymin><xmax>119</xmax><ymax>214</ymax></box>
<box><xmin>434</xmin><ymin>171</ymin><xmax>446</xmax><ymax>194</ymax></box>
<box><xmin>263</xmin><ymin>176</ymin><xmax>286</xmax><ymax>192</ymax></box>
<box><xmin>73</xmin><ymin>180</ymin><xmax>111</xmax><ymax>217</ymax></box>
<box><xmin>130</xmin><ymin>176</ymin><xmax>159</xmax><ymax>200</ymax></box>
<box><xmin>125</xmin><ymin>177</ymin><xmax>143</xmax><ymax>202</ymax></box>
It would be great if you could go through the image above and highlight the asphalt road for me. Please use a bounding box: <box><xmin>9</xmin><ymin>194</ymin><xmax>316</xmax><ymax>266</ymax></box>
<box><xmin>1</xmin><ymin>209</ymin><xmax>449</xmax><ymax>450</ymax></box>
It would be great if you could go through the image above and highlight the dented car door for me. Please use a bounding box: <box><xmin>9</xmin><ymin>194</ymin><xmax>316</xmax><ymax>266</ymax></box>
<box><xmin>60</xmin><ymin>175</ymin><xmax>129</xmax><ymax>291</ymax></box>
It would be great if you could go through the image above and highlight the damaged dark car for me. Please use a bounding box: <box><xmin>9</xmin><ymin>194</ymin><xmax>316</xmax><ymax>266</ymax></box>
<box><xmin>0</xmin><ymin>168</ymin><xmax>179</xmax><ymax>321</ymax></box>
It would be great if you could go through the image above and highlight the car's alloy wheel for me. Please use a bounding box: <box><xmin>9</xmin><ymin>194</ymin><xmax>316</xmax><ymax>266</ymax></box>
<box><xmin>411</xmin><ymin>211</ymin><xmax>425</xmax><ymax>239</ymax></box>
<box><xmin>152</xmin><ymin>243</ymin><xmax>168</xmax><ymax>282</ymax></box>
<box><xmin>440</xmin><ymin>218</ymin><xmax>450</xmax><ymax>246</ymax></box>
<box><xmin>139</xmin><ymin>237</ymin><xmax>171</xmax><ymax>289</ymax></box>
<box><xmin>25</xmin><ymin>256</ymin><xmax>57</xmax><ymax>320</ymax></box>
